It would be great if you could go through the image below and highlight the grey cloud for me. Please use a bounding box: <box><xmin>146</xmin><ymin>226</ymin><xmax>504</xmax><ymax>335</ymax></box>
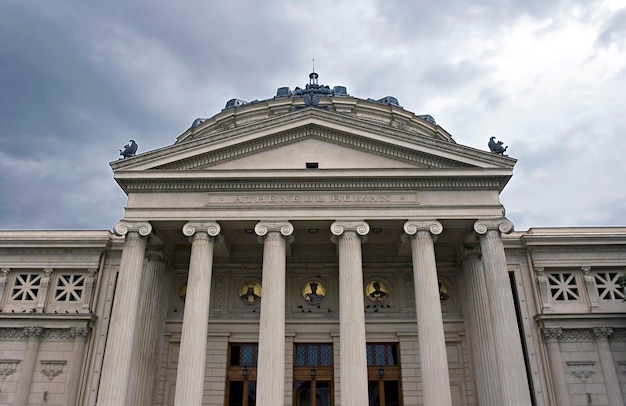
<box><xmin>596</xmin><ymin>8</ymin><xmax>626</xmax><ymax>49</ymax></box>
<box><xmin>420</xmin><ymin>59</ymin><xmax>492</xmax><ymax>90</ymax></box>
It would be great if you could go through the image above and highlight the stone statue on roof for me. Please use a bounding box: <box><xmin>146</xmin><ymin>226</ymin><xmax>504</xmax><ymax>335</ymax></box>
<box><xmin>119</xmin><ymin>140</ymin><xmax>138</xmax><ymax>158</ymax></box>
<box><xmin>488</xmin><ymin>137</ymin><xmax>507</xmax><ymax>155</ymax></box>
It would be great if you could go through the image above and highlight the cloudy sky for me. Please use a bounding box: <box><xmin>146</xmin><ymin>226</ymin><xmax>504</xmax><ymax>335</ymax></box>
<box><xmin>1</xmin><ymin>0</ymin><xmax>625</xmax><ymax>231</ymax></box>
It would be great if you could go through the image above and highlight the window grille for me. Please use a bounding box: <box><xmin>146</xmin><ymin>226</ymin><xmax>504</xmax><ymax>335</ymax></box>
<box><xmin>547</xmin><ymin>272</ymin><xmax>580</xmax><ymax>301</ymax></box>
<box><xmin>54</xmin><ymin>274</ymin><xmax>85</xmax><ymax>302</ymax></box>
<box><xmin>10</xmin><ymin>273</ymin><xmax>41</xmax><ymax>301</ymax></box>
<box><xmin>594</xmin><ymin>271</ymin><xmax>626</xmax><ymax>300</ymax></box>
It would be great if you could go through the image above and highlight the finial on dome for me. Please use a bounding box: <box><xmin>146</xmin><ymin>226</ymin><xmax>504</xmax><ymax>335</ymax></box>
<box><xmin>309</xmin><ymin>58</ymin><xmax>319</xmax><ymax>86</ymax></box>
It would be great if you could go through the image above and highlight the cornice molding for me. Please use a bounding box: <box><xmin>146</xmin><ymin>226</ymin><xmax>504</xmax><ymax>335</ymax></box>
<box><xmin>120</xmin><ymin>176</ymin><xmax>508</xmax><ymax>193</ymax></box>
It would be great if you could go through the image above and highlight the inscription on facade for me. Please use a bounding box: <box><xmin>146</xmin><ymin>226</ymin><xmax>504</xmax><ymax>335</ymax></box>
<box><xmin>207</xmin><ymin>192</ymin><xmax>418</xmax><ymax>206</ymax></box>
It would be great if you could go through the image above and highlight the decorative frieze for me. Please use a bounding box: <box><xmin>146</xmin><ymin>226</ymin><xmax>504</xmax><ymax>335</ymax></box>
<box><xmin>0</xmin><ymin>327</ymin><xmax>88</xmax><ymax>341</ymax></box>
<box><xmin>40</xmin><ymin>360</ymin><xmax>66</xmax><ymax>381</ymax></box>
<box><xmin>560</xmin><ymin>329</ymin><xmax>593</xmax><ymax>342</ymax></box>
<box><xmin>610</xmin><ymin>329</ymin><xmax>626</xmax><ymax>341</ymax></box>
<box><xmin>567</xmin><ymin>361</ymin><xmax>595</xmax><ymax>382</ymax></box>
<box><xmin>0</xmin><ymin>359</ymin><xmax>19</xmax><ymax>380</ymax></box>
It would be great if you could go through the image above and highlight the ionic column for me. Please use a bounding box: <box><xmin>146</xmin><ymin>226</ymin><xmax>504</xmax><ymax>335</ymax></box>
<box><xmin>174</xmin><ymin>222</ymin><xmax>221</xmax><ymax>406</ymax></box>
<box><xmin>255</xmin><ymin>221</ymin><xmax>294</xmax><ymax>405</ymax></box>
<box><xmin>542</xmin><ymin>328</ymin><xmax>571</xmax><ymax>406</ymax></box>
<box><xmin>403</xmin><ymin>220</ymin><xmax>452</xmax><ymax>406</ymax></box>
<box><xmin>66</xmin><ymin>327</ymin><xmax>90</xmax><ymax>406</ymax></box>
<box><xmin>331</xmin><ymin>221</ymin><xmax>369</xmax><ymax>406</ymax></box>
<box><xmin>15</xmin><ymin>327</ymin><xmax>42</xmax><ymax>406</ymax></box>
<box><xmin>474</xmin><ymin>218</ymin><xmax>532</xmax><ymax>405</ymax></box>
<box><xmin>129</xmin><ymin>248</ymin><xmax>168</xmax><ymax>406</ymax></box>
<box><xmin>98</xmin><ymin>220</ymin><xmax>152</xmax><ymax>405</ymax></box>
<box><xmin>461</xmin><ymin>246</ymin><xmax>502</xmax><ymax>406</ymax></box>
<box><xmin>593</xmin><ymin>327</ymin><xmax>624</xmax><ymax>406</ymax></box>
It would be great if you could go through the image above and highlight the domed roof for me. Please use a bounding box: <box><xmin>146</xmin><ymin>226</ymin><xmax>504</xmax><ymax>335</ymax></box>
<box><xmin>176</xmin><ymin>73</ymin><xmax>452</xmax><ymax>145</ymax></box>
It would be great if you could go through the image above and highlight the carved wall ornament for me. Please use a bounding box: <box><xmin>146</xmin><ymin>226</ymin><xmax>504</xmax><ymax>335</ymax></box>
<box><xmin>581</xmin><ymin>267</ymin><xmax>599</xmax><ymax>309</ymax></box>
<box><xmin>567</xmin><ymin>361</ymin><xmax>595</xmax><ymax>382</ymax></box>
<box><xmin>302</xmin><ymin>279</ymin><xmax>326</xmax><ymax>305</ymax></box>
<box><xmin>535</xmin><ymin>268</ymin><xmax>552</xmax><ymax>312</ymax></box>
<box><xmin>542</xmin><ymin>328</ymin><xmax>563</xmax><ymax>342</ymax></box>
<box><xmin>0</xmin><ymin>359</ymin><xmax>19</xmax><ymax>380</ymax></box>
<box><xmin>239</xmin><ymin>280</ymin><xmax>262</xmax><ymax>305</ymax></box>
<box><xmin>40</xmin><ymin>360</ymin><xmax>66</xmax><ymax>381</ymax></box>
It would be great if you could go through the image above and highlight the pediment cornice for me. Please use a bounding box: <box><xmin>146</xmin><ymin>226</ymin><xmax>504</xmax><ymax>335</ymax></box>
<box><xmin>110</xmin><ymin>108</ymin><xmax>516</xmax><ymax>172</ymax></box>
<box><xmin>156</xmin><ymin>125</ymin><xmax>471</xmax><ymax>171</ymax></box>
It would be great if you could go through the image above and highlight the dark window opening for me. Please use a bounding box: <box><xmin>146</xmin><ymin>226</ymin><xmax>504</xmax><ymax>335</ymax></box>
<box><xmin>509</xmin><ymin>272</ymin><xmax>537</xmax><ymax>405</ymax></box>
<box><xmin>306</xmin><ymin>162</ymin><xmax>319</xmax><ymax>169</ymax></box>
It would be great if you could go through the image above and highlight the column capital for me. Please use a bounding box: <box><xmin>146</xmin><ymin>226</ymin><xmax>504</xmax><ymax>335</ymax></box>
<box><xmin>473</xmin><ymin>218</ymin><xmax>514</xmax><ymax>235</ymax></box>
<box><xmin>461</xmin><ymin>246</ymin><xmax>481</xmax><ymax>262</ymax></box>
<box><xmin>114</xmin><ymin>220</ymin><xmax>153</xmax><ymax>237</ymax></box>
<box><xmin>330</xmin><ymin>220</ymin><xmax>369</xmax><ymax>237</ymax></box>
<box><xmin>23</xmin><ymin>327</ymin><xmax>43</xmax><ymax>338</ymax></box>
<box><xmin>146</xmin><ymin>247</ymin><xmax>167</xmax><ymax>263</ymax></box>
<box><xmin>403</xmin><ymin>220</ymin><xmax>443</xmax><ymax>237</ymax></box>
<box><xmin>593</xmin><ymin>327</ymin><xmax>613</xmax><ymax>341</ymax></box>
<box><xmin>542</xmin><ymin>327</ymin><xmax>563</xmax><ymax>342</ymax></box>
<box><xmin>182</xmin><ymin>221</ymin><xmax>221</xmax><ymax>237</ymax></box>
<box><xmin>254</xmin><ymin>221</ymin><xmax>294</xmax><ymax>237</ymax></box>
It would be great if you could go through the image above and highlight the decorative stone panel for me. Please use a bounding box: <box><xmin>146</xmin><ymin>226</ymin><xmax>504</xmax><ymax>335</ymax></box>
<box><xmin>0</xmin><ymin>359</ymin><xmax>19</xmax><ymax>380</ymax></box>
<box><xmin>567</xmin><ymin>361</ymin><xmax>595</xmax><ymax>382</ymax></box>
<box><xmin>40</xmin><ymin>360</ymin><xmax>66</xmax><ymax>381</ymax></box>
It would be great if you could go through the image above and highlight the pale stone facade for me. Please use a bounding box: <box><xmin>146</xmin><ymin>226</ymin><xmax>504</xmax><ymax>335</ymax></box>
<box><xmin>0</xmin><ymin>79</ymin><xmax>625</xmax><ymax>405</ymax></box>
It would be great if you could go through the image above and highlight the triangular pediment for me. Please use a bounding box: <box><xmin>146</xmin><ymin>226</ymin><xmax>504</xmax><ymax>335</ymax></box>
<box><xmin>111</xmin><ymin>109</ymin><xmax>516</xmax><ymax>193</ymax></box>
<box><xmin>154</xmin><ymin>125</ymin><xmax>473</xmax><ymax>171</ymax></box>
<box><xmin>113</xmin><ymin>109</ymin><xmax>514</xmax><ymax>171</ymax></box>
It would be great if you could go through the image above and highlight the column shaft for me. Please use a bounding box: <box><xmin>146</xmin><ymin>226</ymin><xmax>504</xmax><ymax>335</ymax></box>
<box><xmin>594</xmin><ymin>328</ymin><xmax>624</xmax><ymax>406</ymax></box>
<box><xmin>461</xmin><ymin>249</ymin><xmax>503</xmax><ymax>405</ymax></box>
<box><xmin>255</xmin><ymin>221</ymin><xmax>293</xmax><ymax>405</ymax></box>
<box><xmin>331</xmin><ymin>221</ymin><xmax>369</xmax><ymax>406</ymax></box>
<box><xmin>543</xmin><ymin>329</ymin><xmax>571</xmax><ymax>406</ymax></box>
<box><xmin>98</xmin><ymin>221</ymin><xmax>151</xmax><ymax>405</ymax></box>
<box><xmin>174</xmin><ymin>222</ymin><xmax>219</xmax><ymax>406</ymax></box>
<box><xmin>475</xmin><ymin>219</ymin><xmax>532</xmax><ymax>405</ymax></box>
<box><xmin>65</xmin><ymin>328</ymin><xmax>90</xmax><ymax>406</ymax></box>
<box><xmin>128</xmin><ymin>249</ymin><xmax>168</xmax><ymax>406</ymax></box>
<box><xmin>15</xmin><ymin>328</ymin><xmax>42</xmax><ymax>406</ymax></box>
<box><xmin>404</xmin><ymin>221</ymin><xmax>452</xmax><ymax>406</ymax></box>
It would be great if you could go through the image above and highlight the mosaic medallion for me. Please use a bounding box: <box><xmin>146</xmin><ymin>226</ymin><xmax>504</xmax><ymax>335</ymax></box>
<box><xmin>365</xmin><ymin>280</ymin><xmax>390</xmax><ymax>302</ymax></box>
<box><xmin>239</xmin><ymin>280</ymin><xmax>262</xmax><ymax>305</ymax></box>
<box><xmin>439</xmin><ymin>278</ymin><xmax>450</xmax><ymax>301</ymax></box>
<box><xmin>301</xmin><ymin>280</ymin><xmax>326</xmax><ymax>305</ymax></box>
